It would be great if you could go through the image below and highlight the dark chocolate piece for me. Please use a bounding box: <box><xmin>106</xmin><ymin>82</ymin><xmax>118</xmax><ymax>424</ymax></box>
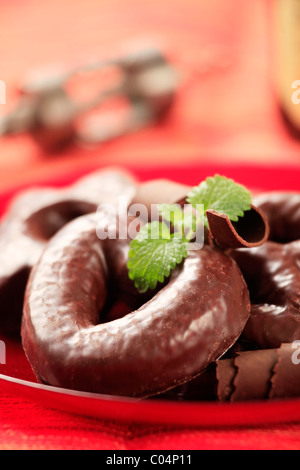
<box><xmin>216</xmin><ymin>344</ymin><xmax>300</xmax><ymax>402</ymax></box>
<box><xmin>21</xmin><ymin>212</ymin><xmax>250</xmax><ymax>398</ymax></box>
<box><xmin>230</xmin><ymin>349</ymin><xmax>278</xmax><ymax>401</ymax></box>
<box><xmin>207</xmin><ymin>204</ymin><xmax>269</xmax><ymax>250</ymax></box>
<box><xmin>216</xmin><ymin>358</ymin><xmax>236</xmax><ymax>402</ymax></box>
<box><xmin>270</xmin><ymin>343</ymin><xmax>300</xmax><ymax>399</ymax></box>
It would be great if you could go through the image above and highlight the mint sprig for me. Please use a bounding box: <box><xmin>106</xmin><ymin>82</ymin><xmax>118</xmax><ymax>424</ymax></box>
<box><xmin>127</xmin><ymin>221</ymin><xmax>188</xmax><ymax>293</ymax></box>
<box><xmin>186</xmin><ymin>174</ymin><xmax>251</xmax><ymax>228</ymax></box>
<box><xmin>127</xmin><ymin>175</ymin><xmax>252</xmax><ymax>292</ymax></box>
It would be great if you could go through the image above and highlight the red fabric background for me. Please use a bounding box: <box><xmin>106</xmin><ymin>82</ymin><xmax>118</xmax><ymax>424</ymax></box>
<box><xmin>1</xmin><ymin>391</ymin><xmax>300</xmax><ymax>450</ymax></box>
<box><xmin>1</xmin><ymin>0</ymin><xmax>300</xmax><ymax>450</ymax></box>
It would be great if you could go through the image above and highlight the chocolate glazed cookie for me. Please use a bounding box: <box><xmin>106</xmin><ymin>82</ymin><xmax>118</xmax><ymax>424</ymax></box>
<box><xmin>21</xmin><ymin>212</ymin><xmax>250</xmax><ymax>398</ymax></box>
<box><xmin>0</xmin><ymin>168</ymin><xmax>136</xmax><ymax>335</ymax></box>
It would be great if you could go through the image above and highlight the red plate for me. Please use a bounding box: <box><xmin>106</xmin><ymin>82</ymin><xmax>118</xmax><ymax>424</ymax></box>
<box><xmin>1</xmin><ymin>161</ymin><xmax>300</xmax><ymax>427</ymax></box>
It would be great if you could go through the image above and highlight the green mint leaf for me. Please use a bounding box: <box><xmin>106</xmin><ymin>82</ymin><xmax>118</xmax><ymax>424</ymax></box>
<box><xmin>186</xmin><ymin>174</ymin><xmax>251</xmax><ymax>227</ymax></box>
<box><xmin>158</xmin><ymin>203</ymin><xmax>184</xmax><ymax>227</ymax></box>
<box><xmin>174</xmin><ymin>211</ymin><xmax>198</xmax><ymax>241</ymax></box>
<box><xmin>158</xmin><ymin>203</ymin><xmax>203</xmax><ymax>241</ymax></box>
<box><xmin>134</xmin><ymin>220</ymin><xmax>171</xmax><ymax>242</ymax></box>
<box><xmin>127</xmin><ymin>221</ymin><xmax>188</xmax><ymax>293</ymax></box>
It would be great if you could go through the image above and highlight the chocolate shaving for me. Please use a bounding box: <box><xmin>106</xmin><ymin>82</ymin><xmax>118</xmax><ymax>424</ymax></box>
<box><xmin>231</xmin><ymin>349</ymin><xmax>278</xmax><ymax>402</ymax></box>
<box><xmin>270</xmin><ymin>343</ymin><xmax>300</xmax><ymax>399</ymax></box>
<box><xmin>216</xmin><ymin>343</ymin><xmax>300</xmax><ymax>402</ymax></box>
<box><xmin>207</xmin><ymin>204</ymin><xmax>269</xmax><ymax>250</ymax></box>
<box><xmin>216</xmin><ymin>357</ymin><xmax>236</xmax><ymax>402</ymax></box>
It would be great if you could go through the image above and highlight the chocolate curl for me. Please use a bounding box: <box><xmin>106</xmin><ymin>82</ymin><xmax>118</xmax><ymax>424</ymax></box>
<box><xmin>216</xmin><ymin>358</ymin><xmax>236</xmax><ymax>402</ymax></box>
<box><xmin>270</xmin><ymin>343</ymin><xmax>300</xmax><ymax>399</ymax></box>
<box><xmin>207</xmin><ymin>205</ymin><xmax>269</xmax><ymax>250</ymax></box>
<box><xmin>216</xmin><ymin>343</ymin><xmax>300</xmax><ymax>402</ymax></box>
<box><xmin>231</xmin><ymin>350</ymin><xmax>278</xmax><ymax>402</ymax></box>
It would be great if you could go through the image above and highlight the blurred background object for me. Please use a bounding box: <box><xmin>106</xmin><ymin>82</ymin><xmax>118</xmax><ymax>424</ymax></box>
<box><xmin>0</xmin><ymin>48</ymin><xmax>178</xmax><ymax>150</ymax></box>
<box><xmin>1</xmin><ymin>0</ymin><xmax>300</xmax><ymax>191</ymax></box>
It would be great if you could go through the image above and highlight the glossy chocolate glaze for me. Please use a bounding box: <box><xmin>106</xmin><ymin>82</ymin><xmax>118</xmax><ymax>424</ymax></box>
<box><xmin>231</xmin><ymin>241</ymin><xmax>300</xmax><ymax>349</ymax></box>
<box><xmin>21</xmin><ymin>212</ymin><xmax>250</xmax><ymax>398</ymax></box>
<box><xmin>207</xmin><ymin>204</ymin><xmax>269</xmax><ymax>250</ymax></box>
<box><xmin>229</xmin><ymin>192</ymin><xmax>300</xmax><ymax>350</ymax></box>
<box><xmin>0</xmin><ymin>168</ymin><xmax>136</xmax><ymax>335</ymax></box>
<box><xmin>254</xmin><ymin>192</ymin><xmax>300</xmax><ymax>243</ymax></box>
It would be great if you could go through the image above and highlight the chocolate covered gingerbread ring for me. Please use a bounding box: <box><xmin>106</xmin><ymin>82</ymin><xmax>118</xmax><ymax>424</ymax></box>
<box><xmin>21</xmin><ymin>211</ymin><xmax>250</xmax><ymax>398</ymax></box>
<box><xmin>230</xmin><ymin>241</ymin><xmax>300</xmax><ymax>349</ymax></box>
<box><xmin>0</xmin><ymin>168</ymin><xmax>136</xmax><ymax>335</ymax></box>
<box><xmin>253</xmin><ymin>192</ymin><xmax>300</xmax><ymax>243</ymax></box>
